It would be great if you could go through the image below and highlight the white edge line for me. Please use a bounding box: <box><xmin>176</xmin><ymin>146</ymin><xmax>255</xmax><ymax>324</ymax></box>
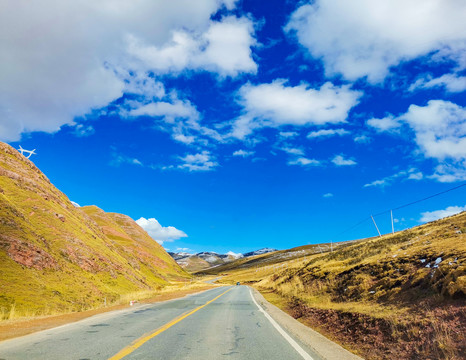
<box><xmin>249</xmin><ymin>288</ymin><xmax>315</xmax><ymax>360</ymax></box>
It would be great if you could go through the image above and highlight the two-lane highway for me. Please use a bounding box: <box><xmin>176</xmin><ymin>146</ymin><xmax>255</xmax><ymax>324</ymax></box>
<box><xmin>0</xmin><ymin>286</ymin><xmax>320</xmax><ymax>360</ymax></box>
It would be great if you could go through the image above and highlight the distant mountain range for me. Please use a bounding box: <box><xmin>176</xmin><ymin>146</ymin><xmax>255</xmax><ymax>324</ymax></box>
<box><xmin>168</xmin><ymin>248</ymin><xmax>277</xmax><ymax>272</ymax></box>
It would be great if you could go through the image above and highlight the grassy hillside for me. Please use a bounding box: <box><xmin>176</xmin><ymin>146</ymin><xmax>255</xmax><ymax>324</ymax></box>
<box><xmin>0</xmin><ymin>142</ymin><xmax>189</xmax><ymax>320</ymax></box>
<box><xmin>210</xmin><ymin>212</ymin><xmax>466</xmax><ymax>359</ymax></box>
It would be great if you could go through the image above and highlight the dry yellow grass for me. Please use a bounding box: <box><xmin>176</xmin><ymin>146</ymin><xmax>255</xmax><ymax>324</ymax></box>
<box><xmin>207</xmin><ymin>211</ymin><xmax>466</xmax><ymax>359</ymax></box>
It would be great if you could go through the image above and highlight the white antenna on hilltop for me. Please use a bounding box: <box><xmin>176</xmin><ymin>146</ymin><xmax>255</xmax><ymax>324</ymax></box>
<box><xmin>18</xmin><ymin>145</ymin><xmax>36</xmax><ymax>159</ymax></box>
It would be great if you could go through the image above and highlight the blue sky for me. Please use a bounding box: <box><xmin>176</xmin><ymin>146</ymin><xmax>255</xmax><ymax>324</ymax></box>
<box><xmin>1</xmin><ymin>0</ymin><xmax>466</xmax><ymax>254</ymax></box>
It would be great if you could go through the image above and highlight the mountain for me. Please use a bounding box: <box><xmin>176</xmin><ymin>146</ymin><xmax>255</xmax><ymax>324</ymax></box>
<box><xmin>243</xmin><ymin>248</ymin><xmax>277</xmax><ymax>257</ymax></box>
<box><xmin>0</xmin><ymin>142</ymin><xmax>189</xmax><ymax>318</ymax></box>
<box><xmin>169</xmin><ymin>249</ymin><xmax>273</xmax><ymax>272</ymax></box>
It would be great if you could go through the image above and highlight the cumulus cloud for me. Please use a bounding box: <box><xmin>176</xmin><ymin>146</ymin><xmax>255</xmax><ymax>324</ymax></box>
<box><xmin>177</xmin><ymin>151</ymin><xmax>218</xmax><ymax>171</ymax></box>
<box><xmin>122</xmin><ymin>86</ymin><xmax>225</xmax><ymax>146</ymax></box>
<box><xmin>430</xmin><ymin>163</ymin><xmax>466</xmax><ymax>183</ymax></box>
<box><xmin>126</xmin><ymin>16</ymin><xmax>257</xmax><ymax>77</ymax></box>
<box><xmin>332</xmin><ymin>155</ymin><xmax>356</xmax><ymax>166</ymax></box>
<box><xmin>400</xmin><ymin>101</ymin><xmax>466</xmax><ymax>161</ymax></box>
<box><xmin>286</xmin><ymin>0</ymin><xmax>466</xmax><ymax>83</ymax></box>
<box><xmin>0</xmin><ymin>0</ymin><xmax>256</xmax><ymax>142</ymax></box>
<box><xmin>409</xmin><ymin>73</ymin><xmax>466</xmax><ymax>93</ymax></box>
<box><xmin>367</xmin><ymin>116</ymin><xmax>401</xmax><ymax>133</ymax></box>
<box><xmin>323</xmin><ymin>193</ymin><xmax>333</xmax><ymax>198</ymax></box>
<box><xmin>420</xmin><ymin>205</ymin><xmax>466</xmax><ymax>223</ymax></box>
<box><xmin>231</xmin><ymin>80</ymin><xmax>361</xmax><ymax>139</ymax></box>
<box><xmin>367</xmin><ymin>100</ymin><xmax>466</xmax><ymax>182</ymax></box>
<box><xmin>70</xmin><ymin>201</ymin><xmax>81</xmax><ymax>207</ymax></box>
<box><xmin>136</xmin><ymin>217</ymin><xmax>187</xmax><ymax>244</ymax></box>
<box><xmin>307</xmin><ymin>128</ymin><xmax>349</xmax><ymax>139</ymax></box>
<box><xmin>233</xmin><ymin>149</ymin><xmax>255</xmax><ymax>157</ymax></box>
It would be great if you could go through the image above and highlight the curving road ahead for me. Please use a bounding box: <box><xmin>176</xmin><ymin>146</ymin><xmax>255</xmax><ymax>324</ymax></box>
<box><xmin>0</xmin><ymin>286</ymin><xmax>323</xmax><ymax>360</ymax></box>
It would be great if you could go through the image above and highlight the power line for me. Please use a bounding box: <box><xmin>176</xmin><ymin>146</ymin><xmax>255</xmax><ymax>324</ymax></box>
<box><xmin>332</xmin><ymin>182</ymin><xmax>466</xmax><ymax>240</ymax></box>
<box><xmin>372</xmin><ymin>182</ymin><xmax>466</xmax><ymax>217</ymax></box>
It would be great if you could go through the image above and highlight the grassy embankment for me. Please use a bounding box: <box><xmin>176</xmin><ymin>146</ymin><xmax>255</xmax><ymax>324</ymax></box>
<box><xmin>204</xmin><ymin>212</ymin><xmax>466</xmax><ymax>359</ymax></box>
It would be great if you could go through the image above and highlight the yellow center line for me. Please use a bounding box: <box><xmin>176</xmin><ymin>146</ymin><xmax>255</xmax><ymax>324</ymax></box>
<box><xmin>108</xmin><ymin>287</ymin><xmax>233</xmax><ymax>360</ymax></box>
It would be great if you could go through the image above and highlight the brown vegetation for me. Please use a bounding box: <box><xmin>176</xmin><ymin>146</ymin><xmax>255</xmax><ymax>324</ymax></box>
<box><xmin>208</xmin><ymin>212</ymin><xmax>466</xmax><ymax>359</ymax></box>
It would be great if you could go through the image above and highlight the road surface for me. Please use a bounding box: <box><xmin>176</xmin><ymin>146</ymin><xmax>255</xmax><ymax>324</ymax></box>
<box><xmin>0</xmin><ymin>286</ymin><xmax>322</xmax><ymax>360</ymax></box>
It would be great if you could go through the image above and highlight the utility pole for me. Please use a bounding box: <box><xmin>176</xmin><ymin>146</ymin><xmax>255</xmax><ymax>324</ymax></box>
<box><xmin>391</xmin><ymin>210</ymin><xmax>394</xmax><ymax>234</ymax></box>
<box><xmin>371</xmin><ymin>215</ymin><xmax>382</xmax><ymax>238</ymax></box>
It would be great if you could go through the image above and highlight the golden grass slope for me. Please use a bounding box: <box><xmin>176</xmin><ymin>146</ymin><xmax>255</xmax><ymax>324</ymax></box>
<box><xmin>0</xmin><ymin>141</ymin><xmax>189</xmax><ymax>319</ymax></box>
<box><xmin>211</xmin><ymin>212</ymin><xmax>466</xmax><ymax>359</ymax></box>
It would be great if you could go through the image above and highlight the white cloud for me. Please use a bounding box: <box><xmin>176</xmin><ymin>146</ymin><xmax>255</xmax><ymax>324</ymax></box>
<box><xmin>307</xmin><ymin>128</ymin><xmax>349</xmax><ymax>139</ymax></box>
<box><xmin>110</xmin><ymin>152</ymin><xmax>143</xmax><ymax>167</ymax></box>
<box><xmin>177</xmin><ymin>151</ymin><xmax>218</xmax><ymax>171</ymax></box>
<box><xmin>0</xmin><ymin>0</ymin><xmax>254</xmax><ymax>142</ymax></box>
<box><xmin>123</xmin><ymin>88</ymin><xmax>225</xmax><ymax>146</ymax></box>
<box><xmin>71</xmin><ymin>201</ymin><xmax>81</xmax><ymax>207</ymax></box>
<box><xmin>286</xmin><ymin>0</ymin><xmax>466</xmax><ymax>83</ymax></box>
<box><xmin>279</xmin><ymin>131</ymin><xmax>298</xmax><ymax>138</ymax></box>
<box><xmin>231</xmin><ymin>80</ymin><xmax>361</xmax><ymax>139</ymax></box>
<box><xmin>354</xmin><ymin>134</ymin><xmax>371</xmax><ymax>144</ymax></box>
<box><xmin>126</xmin><ymin>16</ymin><xmax>257</xmax><ymax>77</ymax></box>
<box><xmin>323</xmin><ymin>193</ymin><xmax>333</xmax><ymax>198</ymax></box>
<box><xmin>367</xmin><ymin>100</ymin><xmax>466</xmax><ymax>182</ymax></box>
<box><xmin>233</xmin><ymin>149</ymin><xmax>254</xmax><ymax>157</ymax></box>
<box><xmin>408</xmin><ymin>172</ymin><xmax>424</xmax><ymax>180</ymax></box>
<box><xmin>399</xmin><ymin>100</ymin><xmax>466</xmax><ymax>161</ymax></box>
<box><xmin>136</xmin><ymin>217</ymin><xmax>187</xmax><ymax>244</ymax></box>
<box><xmin>420</xmin><ymin>205</ymin><xmax>466</xmax><ymax>223</ymax></box>
<box><xmin>280</xmin><ymin>147</ymin><xmax>305</xmax><ymax>156</ymax></box>
<box><xmin>129</xmin><ymin>99</ymin><xmax>199</xmax><ymax>121</ymax></box>
<box><xmin>367</xmin><ymin>116</ymin><xmax>401</xmax><ymax>132</ymax></box>
<box><xmin>172</xmin><ymin>133</ymin><xmax>196</xmax><ymax>145</ymax></box>
<box><xmin>73</xmin><ymin>124</ymin><xmax>95</xmax><ymax>137</ymax></box>
<box><xmin>332</xmin><ymin>155</ymin><xmax>356</xmax><ymax>166</ymax></box>
<box><xmin>430</xmin><ymin>163</ymin><xmax>466</xmax><ymax>183</ymax></box>
<box><xmin>409</xmin><ymin>73</ymin><xmax>466</xmax><ymax>93</ymax></box>
<box><xmin>364</xmin><ymin>168</ymin><xmax>423</xmax><ymax>188</ymax></box>
<box><xmin>364</xmin><ymin>179</ymin><xmax>388</xmax><ymax>188</ymax></box>
<box><xmin>288</xmin><ymin>157</ymin><xmax>320</xmax><ymax>167</ymax></box>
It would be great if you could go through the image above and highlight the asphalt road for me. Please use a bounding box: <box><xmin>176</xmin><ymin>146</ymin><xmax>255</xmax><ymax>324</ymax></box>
<box><xmin>0</xmin><ymin>286</ymin><xmax>321</xmax><ymax>360</ymax></box>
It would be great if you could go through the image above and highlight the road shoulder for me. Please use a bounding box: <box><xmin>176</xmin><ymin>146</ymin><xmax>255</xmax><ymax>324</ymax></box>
<box><xmin>250</xmin><ymin>287</ymin><xmax>363</xmax><ymax>360</ymax></box>
<box><xmin>0</xmin><ymin>285</ymin><xmax>217</xmax><ymax>342</ymax></box>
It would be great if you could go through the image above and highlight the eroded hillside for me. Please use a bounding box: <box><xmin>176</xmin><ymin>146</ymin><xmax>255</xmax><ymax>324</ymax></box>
<box><xmin>0</xmin><ymin>142</ymin><xmax>189</xmax><ymax>318</ymax></box>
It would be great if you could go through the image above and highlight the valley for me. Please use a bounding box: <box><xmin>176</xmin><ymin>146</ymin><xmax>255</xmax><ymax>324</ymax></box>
<box><xmin>1</xmin><ymin>141</ymin><xmax>465</xmax><ymax>359</ymax></box>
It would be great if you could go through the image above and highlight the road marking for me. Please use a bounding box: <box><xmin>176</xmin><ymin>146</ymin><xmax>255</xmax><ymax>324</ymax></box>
<box><xmin>108</xmin><ymin>287</ymin><xmax>233</xmax><ymax>360</ymax></box>
<box><xmin>249</xmin><ymin>288</ymin><xmax>315</xmax><ymax>360</ymax></box>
